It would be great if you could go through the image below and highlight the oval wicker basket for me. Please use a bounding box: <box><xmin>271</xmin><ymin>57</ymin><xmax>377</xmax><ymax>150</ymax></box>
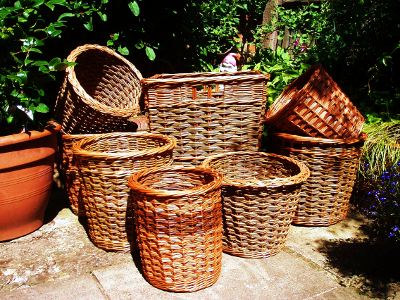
<box><xmin>201</xmin><ymin>151</ymin><xmax>310</xmax><ymax>259</ymax></box>
<box><xmin>55</xmin><ymin>44</ymin><xmax>143</xmax><ymax>134</ymax></box>
<box><xmin>265</xmin><ymin>65</ymin><xmax>364</xmax><ymax>139</ymax></box>
<box><xmin>128</xmin><ymin>166</ymin><xmax>223</xmax><ymax>292</ymax></box>
<box><xmin>142</xmin><ymin>71</ymin><xmax>269</xmax><ymax>165</ymax></box>
<box><xmin>72</xmin><ymin>132</ymin><xmax>176</xmax><ymax>252</ymax></box>
<box><xmin>270</xmin><ymin>132</ymin><xmax>366</xmax><ymax>226</ymax></box>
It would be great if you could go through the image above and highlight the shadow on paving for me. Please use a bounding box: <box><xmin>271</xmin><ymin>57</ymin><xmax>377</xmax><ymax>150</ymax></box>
<box><xmin>317</xmin><ymin>226</ymin><xmax>400</xmax><ymax>299</ymax></box>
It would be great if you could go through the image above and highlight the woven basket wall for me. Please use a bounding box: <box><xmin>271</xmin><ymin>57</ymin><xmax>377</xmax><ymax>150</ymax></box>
<box><xmin>270</xmin><ymin>132</ymin><xmax>366</xmax><ymax>226</ymax></box>
<box><xmin>265</xmin><ymin>65</ymin><xmax>364</xmax><ymax>139</ymax></box>
<box><xmin>60</xmin><ymin>133</ymin><xmax>96</xmax><ymax>216</ymax></box>
<box><xmin>55</xmin><ymin>44</ymin><xmax>144</xmax><ymax>134</ymax></box>
<box><xmin>142</xmin><ymin>71</ymin><xmax>269</xmax><ymax>165</ymax></box>
<box><xmin>72</xmin><ymin>132</ymin><xmax>176</xmax><ymax>252</ymax></box>
<box><xmin>128</xmin><ymin>166</ymin><xmax>223</xmax><ymax>292</ymax></box>
<box><xmin>201</xmin><ymin>151</ymin><xmax>309</xmax><ymax>258</ymax></box>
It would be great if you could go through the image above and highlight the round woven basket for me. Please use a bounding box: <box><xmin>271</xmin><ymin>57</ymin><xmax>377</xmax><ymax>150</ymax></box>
<box><xmin>55</xmin><ymin>44</ymin><xmax>143</xmax><ymax>134</ymax></box>
<box><xmin>265</xmin><ymin>65</ymin><xmax>364</xmax><ymax>139</ymax></box>
<box><xmin>128</xmin><ymin>166</ymin><xmax>223</xmax><ymax>292</ymax></box>
<box><xmin>201</xmin><ymin>151</ymin><xmax>309</xmax><ymax>259</ymax></box>
<box><xmin>60</xmin><ymin>133</ymin><xmax>97</xmax><ymax>216</ymax></box>
<box><xmin>72</xmin><ymin>132</ymin><xmax>176</xmax><ymax>252</ymax></box>
<box><xmin>270</xmin><ymin>132</ymin><xmax>366</xmax><ymax>226</ymax></box>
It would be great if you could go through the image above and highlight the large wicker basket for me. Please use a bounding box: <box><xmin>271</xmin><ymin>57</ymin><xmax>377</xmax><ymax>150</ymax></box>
<box><xmin>128</xmin><ymin>166</ymin><xmax>223</xmax><ymax>292</ymax></box>
<box><xmin>270</xmin><ymin>132</ymin><xmax>366</xmax><ymax>226</ymax></box>
<box><xmin>72</xmin><ymin>132</ymin><xmax>176</xmax><ymax>251</ymax></box>
<box><xmin>142</xmin><ymin>71</ymin><xmax>269</xmax><ymax>165</ymax></box>
<box><xmin>55</xmin><ymin>44</ymin><xmax>143</xmax><ymax>134</ymax></box>
<box><xmin>265</xmin><ymin>65</ymin><xmax>364</xmax><ymax>139</ymax></box>
<box><xmin>201</xmin><ymin>151</ymin><xmax>309</xmax><ymax>258</ymax></box>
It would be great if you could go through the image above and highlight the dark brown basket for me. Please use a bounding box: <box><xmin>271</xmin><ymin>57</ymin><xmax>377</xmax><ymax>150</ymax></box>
<box><xmin>142</xmin><ymin>71</ymin><xmax>269</xmax><ymax>165</ymax></box>
<box><xmin>72</xmin><ymin>132</ymin><xmax>176</xmax><ymax>251</ymax></box>
<box><xmin>55</xmin><ymin>44</ymin><xmax>144</xmax><ymax>134</ymax></box>
<box><xmin>128</xmin><ymin>166</ymin><xmax>223</xmax><ymax>292</ymax></box>
<box><xmin>201</xmin><ymin>151</ymin><xmax>310</xmax><ymax>258</ymax></box>
<box><xmin>270</xmin><ymin>132</ymin><xmax>366</xmax><ymax>226</ymax></box>
<box><xmin>265</xmin><ymin>65</ymin><xmax>364</xmax><ymax>139</ymax></box>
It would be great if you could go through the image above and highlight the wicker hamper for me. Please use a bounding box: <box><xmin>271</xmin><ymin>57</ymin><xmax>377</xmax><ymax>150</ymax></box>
<box><xmin>72</xmin><ymin>132</ymin><xmax>176</xmax><ymax>251</ymax></box>
<box><xmin>128</xmin><ymin>166</ymin><xmax>223</xmax><ymax>292</ymax></box>
<box><xmin>142</xmin><ymin>71</ymin><xmax>269</xmax><ymax>165</ymax></box>
<box><xmin>270</xmin><ymin>132</ymin><xmax>366</xmax><ymax>226</ymax></box>
<box><xmin>201</xmin><ymin>151</ymin><xmax>309</xmax><ymax>258</ymax></box>
<box><xmin>55</xmin><ymin>44</ymin><xmax>145</xmax><ymax>134</ymax></box>
<box><xmin>265</xmin><ymin>65</ymin><xmax>364</xmax><ymax>139</ymax></box>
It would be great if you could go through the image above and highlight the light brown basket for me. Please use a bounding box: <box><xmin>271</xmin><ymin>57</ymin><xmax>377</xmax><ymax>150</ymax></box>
<box><xmin>142</xmin><ymin>71</ymin><xmax>269</xmax><ymax>165</ymax></box>
<box><xmin>55</xmin><ymin>44</ymin><xmax>144</xmax><ymax>134</ymax></box>
<box><xmin>72</xmin><ymin>132</ymin><xmax>176</xmax><ymax>252</ymax></box>
<box><xmin>128</xmin><ymin>166</ymin><xmax>223</xmax><ymax>292</ymax></box>
<box><xmin>265</xmin><ymin>65</ymin><xmax>364</xmax><ymax>139</ymax></box>
<box><xmin>270</xmin><ymin>132</ymin><xmax>366</xmax><ymax>226</ymax></box>
<box><xmin>201</xmin><ymin>151</ymin><xmax>310</xmax><ymax>258</ymax></box>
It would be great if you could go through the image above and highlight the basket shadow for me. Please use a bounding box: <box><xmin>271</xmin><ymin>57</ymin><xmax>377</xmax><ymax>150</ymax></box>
<box><xmin>316</xmin><ymin>231</ymin><xmax>400</xmax><ymax>298</ymax></box>
<box><xmin>43</xmin><ymin>183</ymin><xmax>69</xmax><ymax>224</ymax></box>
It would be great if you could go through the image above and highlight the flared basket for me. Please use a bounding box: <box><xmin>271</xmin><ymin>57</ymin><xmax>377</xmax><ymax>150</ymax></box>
<box><xmin>270</xmin><ymin>132</ymin><xmax>366</xmax><ymax>226</ymax></box>
<box><xmin>72</xmin><ymin>132</ymin><xmax>176</xmax><ymax>252</ymax></box>
<box><xmin>265</xmin><ymin>65</ymin><xmax>364</xmax><ymax>139</ymax></box>
<box><xmin>201</xmin><ymin>151</ymin><xmax>310</xmax><ymax>258</ymax></box>
<box><xmin>128</xmin><ymin>166</ymin><xmax>223</xmax><ymax>292</ymax></box>
<box><xmin>55</xmin><ymin>44</ymin><xmax>144</xmax><ymax>134</ymax></box>
<box><xmin>142</xmin><ymin>71</ymin><xmax>269</xmax><ymax>165</ymax></box>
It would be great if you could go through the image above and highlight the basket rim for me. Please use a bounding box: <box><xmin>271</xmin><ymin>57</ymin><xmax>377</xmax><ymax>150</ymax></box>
<box><xmin>271</xmin><ymin>132</ymin><xmax>367</xmax><ymax>146</ymax></box>
<box><xmin>264</xmin><ymin>64</ymin><xmax>321</xmax><ymax>124</ymax></box>
<box><xmin>128</xmin><ymin>166</ymin><xmax>223</xmax><ymax>198</ymax></box>
<box><xmin>65</xmin><ymin>44</ymin><xmax>143</xmax><ymax>117</ymax></box>
<box><xmin>201</xmin><ymin>151</ymin><xmax>310</xmax><ymax>188</ymax></box>
<box><xmin>62</xmin><ymin>133</ymin><xmax>101</xmax><ymax>140</ymax></box>
<box><xmin>142</xmin><ymin>70</ymin><xmax>270</xmax><ymax>86</ymax></box>
<box><xmin>71</xmin><ymin>132</ymin><xmax>176</xmax><ymax>160</ymax></box>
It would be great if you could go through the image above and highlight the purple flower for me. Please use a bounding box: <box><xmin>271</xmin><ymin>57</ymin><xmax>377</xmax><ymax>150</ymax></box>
<box><xmin>293</xmin><ymin>39</ymin><xmax>299</xmax><ymax>47</ymax></box>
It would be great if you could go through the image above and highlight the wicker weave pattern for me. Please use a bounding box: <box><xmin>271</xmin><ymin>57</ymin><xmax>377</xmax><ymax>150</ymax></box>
<box><xmin>202</xmin><ymin>151</ymin><xmax>309</xmax><ymax>258</ymax></box>
<box><xmin>271</xmin><ymin>132</ymin><xmax>365</xmax><ymax>226</ymax></box>
<box><xmin>265</xmin><ymin>65</ymin><xmax>364</xmax><ymax>139</ymax></box>
<box><xmin>55</xmin><ymin>44</ymin><xmax>143</xmax><ymax>134</ymax></box>
<box><xmin>128</xmin><ymin>167</ymin><xmax>223</xmax><ymax>292</ymax></box>
<box><xmin>72</xmin><ymin>132</ymin><xmax>176</xmax><ymax>252</ymax></box>
<box><xmin>142</xmin><ymin>71</ymin><xmax>269</xmax><ymax>165</ymax></box>
<box><xmin>60</xmin><ymin>134</ymin><xmax>97</xmax><ymax>216</ymax></box>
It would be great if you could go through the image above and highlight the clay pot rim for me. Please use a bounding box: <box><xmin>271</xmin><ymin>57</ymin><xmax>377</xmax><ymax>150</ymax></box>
<box><xmin>0</xmin><ymin>121</ymin><xmax>61</xmax><ymax>147</ymax></box>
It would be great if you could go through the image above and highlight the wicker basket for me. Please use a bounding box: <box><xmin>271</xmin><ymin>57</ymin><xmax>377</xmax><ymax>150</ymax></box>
<box><xmin>270</xmin><ymin>132</ymin><xmax>366</xmax><ymax>226</ymax></box>
<box><xmin>201</xmin><ymin>151</ymin><xmax>309</xmax><ymax>258</ymax></box>
<box><xmin>265</xmin><ymin>65</ymin><xmax>364</xmax><ymax>139</ymax></box>
<box><xmin>72</xmin><ymin>132</ymin><xmax>176</xmax><ymax>251</ymax></box>
<box><xmin>55</xmin><ymin>44</ymin><xmax>144</xmax><ymax>134</ymax></box>
<box><xmin>142</xmin><ymin>71</ymin><xmax>269</xmax><ymax>165</ymax></box>
<box><xmin>128</xmin><ymin>166</ymin><xmax>223</xmax><ymax>292</ymax></box>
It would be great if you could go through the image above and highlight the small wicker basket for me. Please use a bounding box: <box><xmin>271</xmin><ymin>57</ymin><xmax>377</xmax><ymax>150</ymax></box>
<box><xmin>142</xmin><ymin>71</ymin><xmax>269</xmax><ymax>165</ymax></box>
<box><xmin>201</xmin><ymin>151</ymin><xmax>310</xmax><ymax>258</ymax></box>
<box><xmin>55</xmin><ymin>44</ymin><xmax>143</xmax><ymax>134</ymax></box>
<box><xmin>265</xmin><ymin>65</ymin><xmax>364</xmax><ymax>139</ymax></box>
<box><xmin>128</xmin><ymin>166</ymin><xmax>223</xmax><ymax>292</ymax></box>
<box><xmin>270</xmin><ymin>132</ymin><xmax>366</xmax><ymax>226</ymax></box>
<box><xmin>72</xmin><ymin>132</ymin><xmax>176</xmax><ymax>251</ymax></box>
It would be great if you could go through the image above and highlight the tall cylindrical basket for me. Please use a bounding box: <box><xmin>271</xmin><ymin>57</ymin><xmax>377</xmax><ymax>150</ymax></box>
<box><xmin>270</xmin><ymin>132</ymin><xmax>366</xmax><ymax>226</ymax></box>
<box><xmin>72</xmin><ymin>132</ymin><xmax>176</xmax><ymax>251</ymax></box>
<box><xmin>128</xmin><ymin>166</ymin><xmax>223</xmax><ymax>292</ymax></box>
<box><xmin>202</xmin><ymin>151</ymin><xmax>309</xmax><ymax>258</ymax></box>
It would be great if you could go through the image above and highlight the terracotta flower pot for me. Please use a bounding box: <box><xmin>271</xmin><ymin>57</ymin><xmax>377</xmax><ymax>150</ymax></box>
<box><xmin>0</xmin><ymin>122</ymin><xmax>61</xmax><ymax>241</ymax></box>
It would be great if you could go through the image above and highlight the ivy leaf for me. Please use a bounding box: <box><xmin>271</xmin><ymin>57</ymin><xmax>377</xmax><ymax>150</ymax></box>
<box><xmin>16</xmin><ymin>71</ymin><xmax>28</xmax><ymax>84</ymax></box>
<box><xmin>145</xmin><ymin>46</ymin><xmax>156</xmax><ymax>61</ymax></box>
<box><xmin>117</xmin><ymin>46</ymin><xmax>129</xmax><ymax>56</ymax></box>
<box><xmin>58</xmin><ymin>12</ymin><xmax>75</xmax><ymax>21</ymax></box>
<box><xmin>48</xmin><ymin>57</ymin><xmax>61</xmax><ymax>71</ymax></box>
<box><xmin>35</xmin><ymin>103</ymin><xmax>49</xmax><ymax>113</ymax></box>
<box><xmin>128</xmin><ymin>1</ymin><xmax>140</xmax><ymax>17</ymax></box>
<box><xmin>97</xmin><ymin>12</ymin><xmax>107</xmax><ymax>22</ymax></box>
<box><xmin>84</xmin><ymin>20</ymin><xmax>93</xmax><ymax>31</ymax></box>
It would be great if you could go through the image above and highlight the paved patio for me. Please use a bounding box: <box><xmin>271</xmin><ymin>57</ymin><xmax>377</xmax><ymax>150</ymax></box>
<box><xmin>0</xmin><ymin>187</ymin><xmax>398</xmax><ymax>299</ymax></box>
